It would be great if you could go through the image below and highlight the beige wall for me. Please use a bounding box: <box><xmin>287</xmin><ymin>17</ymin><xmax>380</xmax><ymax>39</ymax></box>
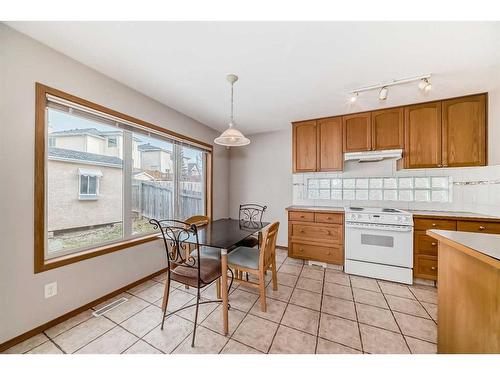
<box><xmin>47</xmin><ymin>160</ymin><xmax>122</xmax><ymax>231</ymax></box>
<box><xmin>0</xmin><ymin>24</ymin><xmax>229</xmax><ymax>343</ymax></box>
<box><xmin>229</xmin><ymin>130</ymin><xmax>292</xmax><ymax>247</ymax></box>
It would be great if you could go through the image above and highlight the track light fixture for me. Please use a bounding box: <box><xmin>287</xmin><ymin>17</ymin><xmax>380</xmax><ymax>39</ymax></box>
<box><xmin>378</xmin><ymin>86</ymin><xmax>388</xmax><ymax>101</ymax></box>
<box><xmin>349</xmin><ymin>74</ymin><xmax>432</xmax><ymax>102</ymax></box>
<box><xmin>418</xmin><ymin>78</ymin><xmax>432</xmax><ymax>92</ymax></box>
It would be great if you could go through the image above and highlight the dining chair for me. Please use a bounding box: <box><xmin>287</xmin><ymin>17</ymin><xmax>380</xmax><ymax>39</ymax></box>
<box><xmin>150</xmin><ymin>218</ymin><xmax>223</xmax><ymax>347</ymax></box>
<box><xmin>185</xmin><ymin>215</ymin><xmax>222</xmax><ymax>298</ymax></box>
<box><xmin>236</xmin><ymin>204</ymin><xmax>268</xmax><ymax>248</ymax></box>
<box><xmin>228</xmin><ymin>221</ymin><xmax>279</xmax><ymax>312</ymax></box>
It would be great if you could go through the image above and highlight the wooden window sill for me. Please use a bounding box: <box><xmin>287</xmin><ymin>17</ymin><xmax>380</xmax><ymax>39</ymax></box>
<box><xmin>35</xmin><ymin>233</ymin><xmax>160</xmax><ymax>273</ymax></box>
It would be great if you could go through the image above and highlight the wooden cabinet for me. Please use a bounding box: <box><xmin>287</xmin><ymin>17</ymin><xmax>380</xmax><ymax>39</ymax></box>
<box><xmin>293</xmin><ymin>93</ymin><xmax>487</xmax><ymax>172</ymax></box>
<box><xmin>318</xmin><ymin>117</ymin><xmax>343</xmax><ymax>171</ymax></box>
<box><xmin>288</xmin><ymin>209</ymin><xmax>344</xmax><ymax>265</ymax></box>
<box><xmin>404</xmin><ymin>94</ymin><xmax>487</xmax><ymax>169</ymax></box>
<box><xmin>413</xmin><ymin>215</ymin><xmax>500</xmax><ymax>281</ymax></box>
<box><xmin>371</xmin><ymin>107</ymin><xmax>404</xmax><ymax>150</ymax></box>
<box><xmin>292</xmin><ymin>120</ymin><xmax>317</xmax><ymax>172</ymax></box>
<box><xmin>342</xmin><ymin>112</ymin><xmax>371</xmax><ymax>152</ymax></box>
<box><xmin>442</xmin><ymin>94</ymin><xmax>486</xmax><ymax>167</ymax></box>
<box><xmin>293</xmin><ymin>117</ymin><xmax>343</xmax><ymax>172</ymax></box>
<box><xmin>404</xmin><ymin>101</ymin><xmax>442</xmax><ymax>168</ymax></box>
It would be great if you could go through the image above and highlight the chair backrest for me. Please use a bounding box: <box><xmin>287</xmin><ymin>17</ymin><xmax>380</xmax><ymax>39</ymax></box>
<box><xmin>259</xmin><ymin>222</ymin><xmax>280</xmax><ymax>269</ymax></box>
<box><xmin>239</xmin><ymin>204</ymin><xmax>267</xmax><ymax>223</ymax></box>
<box><xmin>150</xmin><ymin>219</ymin><xmax>201</xmax><ymax>275</ymax></box>
<box><xmin>185</xmin><ymin>215</ymin><xmax>209</xmax><ymax>227</ymax></box>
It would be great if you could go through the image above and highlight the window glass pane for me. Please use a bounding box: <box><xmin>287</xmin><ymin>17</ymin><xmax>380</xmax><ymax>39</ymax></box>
<box><xmin>131</xmin><ymin>132</ymin><xmax>174</xmax><ymax>235</ymax></box>
<box><xmin>80</xmin><ymin>175</ymin><xmax>88</xmax><ymax>194</ymax></box>
<box><xmin>178</xmin><ymin>145</ymin><xmax>206</xmax><ymax>220</ymax></box>
<box><xmin>47</xmin><ymin>108</ymin><xmax>123</xmax><ymax>256</ymax></box>
<box><xmin>88</xmin><ymin>176</ymin><xmax>97</xmax><ymax>194</ymax></box>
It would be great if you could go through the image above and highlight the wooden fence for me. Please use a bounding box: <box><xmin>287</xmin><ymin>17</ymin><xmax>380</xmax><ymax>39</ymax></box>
<box><xmin>132</xmin><ymin>181</ymin><xmax>203</xmax><ymax>220</ymax></box>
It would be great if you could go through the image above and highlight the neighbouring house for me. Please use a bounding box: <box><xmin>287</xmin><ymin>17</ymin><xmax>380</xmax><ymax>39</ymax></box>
<box><xmin>138</xmin><ymin>143</ymin><xmax>173</xmax><ymax>173</ymax></box>
<box><xmin>47</xmin><ymin>147</ymin><xmax>123</xmax><ymax>233</ymax></box>
<box><xmin>48</xmin><ymin>128</ymin><xmax>142</xmax><ymax>169</ymax></box>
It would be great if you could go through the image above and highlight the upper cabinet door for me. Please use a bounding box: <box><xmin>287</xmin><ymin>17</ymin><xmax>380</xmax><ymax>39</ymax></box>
<box><xmin>404</xmin><ymin>102</ymin><xmax>442</xmax><ymax>168</ymax></box>
<box><xmin>442</xmin><ymin>94</ymin><xmax>486</xmax><ymax>167</ymax></box>
<box><xmin>293</xmin><ymin>120</ymin><xmax>318</xmax><ymax>172</ymax></box>
<box><xmin>342</xmin><ymin>112</ymin><xmax>372</xmax><ymax>152</ymax></box>
<box><xmin>318</xmin><ymin>116</ymin><xmax>343</xmax><ymax>171</ymax></box>
<box><xmin>371</xmin><ymin>108</ymin><xmax>404</xmax><ymax>150</ymax></box>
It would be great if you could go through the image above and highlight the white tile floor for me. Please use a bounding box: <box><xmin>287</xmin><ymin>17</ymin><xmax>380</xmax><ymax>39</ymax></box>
<box><xmin>2</xmin><ymin>249</ymin><xmax>438</xmax><ymax>354</ymax></box>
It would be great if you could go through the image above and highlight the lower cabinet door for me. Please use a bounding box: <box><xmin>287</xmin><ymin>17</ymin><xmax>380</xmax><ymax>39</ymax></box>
<box><xmin>290</xmin><ymin>241</ymin><xmax>343</xmax><ymax>265</ymax></box>
<box><xmin>414</xmin><ymin>255</ymin><xmax>438</xmax><ymax>280</ymax></box>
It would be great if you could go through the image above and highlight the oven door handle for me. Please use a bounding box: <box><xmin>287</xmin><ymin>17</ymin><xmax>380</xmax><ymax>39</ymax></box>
<box><xmin>345</xmin><ymin>222</ymin><xmax>413</xmax><ymax>232</ymax></box>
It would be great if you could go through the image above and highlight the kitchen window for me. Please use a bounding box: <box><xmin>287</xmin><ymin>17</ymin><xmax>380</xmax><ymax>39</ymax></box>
<box><xmin>35</xmin><ymin>83</ymin><xmax>213</xmax><ymax>272</ymax></box>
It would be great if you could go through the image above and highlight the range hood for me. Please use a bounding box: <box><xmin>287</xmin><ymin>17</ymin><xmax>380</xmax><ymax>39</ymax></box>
<box><xmin>344</xmin><ymin>149</ymin><xmax>403</xmax><ymax>163</ymax></box>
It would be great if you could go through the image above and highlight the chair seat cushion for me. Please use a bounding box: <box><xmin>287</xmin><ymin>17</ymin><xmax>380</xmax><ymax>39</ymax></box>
<box><xmin>228</xmin><ymin>246</ymin><xmax>260</xmax><ymax>270</ymax></box>
<box><xmin>171</xmin><ymin>258</ymin><xmax>221</xmax><ymax>288</ymax></box>
<box><xmin>235</xmin><ymin>236</ymin><xmax>259</xmax><ymax>249</ymax></box>
<box><xmin>190</xmin><ymin>246</ymin><xmax>221</xmax><ymax>260</ymax></box>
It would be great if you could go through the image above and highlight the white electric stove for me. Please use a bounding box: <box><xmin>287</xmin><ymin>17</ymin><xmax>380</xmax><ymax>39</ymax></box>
<box><xmin>344</xmin><ymin>207</ymin><xmax>414</xmax><ymax>284</ymax></box>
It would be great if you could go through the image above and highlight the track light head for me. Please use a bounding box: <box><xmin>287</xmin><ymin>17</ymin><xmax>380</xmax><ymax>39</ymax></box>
<box><xmin>378</xmin><ymin>86</ymin><xmax>388</xmax><ymax>100</ymax></box>
<box><xmin>419</xmin><ymin>78</ymin><xmax>432</xmax><ymax>92</ymax></box>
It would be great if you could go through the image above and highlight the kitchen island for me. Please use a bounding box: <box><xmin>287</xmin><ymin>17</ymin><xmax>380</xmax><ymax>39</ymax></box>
<box><xmin>427</xmin><ymin>230</ymin><xmax>500</xmax><ymax>354</ymax></box>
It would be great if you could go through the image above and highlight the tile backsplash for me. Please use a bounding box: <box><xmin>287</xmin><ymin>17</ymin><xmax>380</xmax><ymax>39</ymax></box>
<box><xmin>306</xmin><ymin>176</ymin><xmax>452</xmax><ymax>203</ymax></box>
<box><xmin>292</xmin><ymin>159</ymin><xmax>500</xmax><ymax>217</ymax></box>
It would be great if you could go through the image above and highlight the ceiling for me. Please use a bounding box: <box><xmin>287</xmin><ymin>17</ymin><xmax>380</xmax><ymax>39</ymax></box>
<box><xmin>7</xmin><ymin>22</ymin><xmax>500</xmax><ymax>135</ymax></box>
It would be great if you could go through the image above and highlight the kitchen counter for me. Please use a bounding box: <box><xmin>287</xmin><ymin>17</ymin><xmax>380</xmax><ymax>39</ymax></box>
<box><xmin>286</xmin><ymin>205</ymin><xmax>500</xmax><ymax>221</ymax></box>
<box><xmin>427</xmin><ymin>229</ymin><xmax>500</xmax><ymax>354</ymax></box>
<box><xmin>428</xmin><ymin>230</ymin><xmax>500</xmax><ymax>262</ymax></box>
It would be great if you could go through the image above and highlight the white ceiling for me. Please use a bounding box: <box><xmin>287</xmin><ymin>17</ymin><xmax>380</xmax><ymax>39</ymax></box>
<box><xmin>7</xmin><ymin>22</ymin><xmax>500</xmax><ymax>135</ymax></box>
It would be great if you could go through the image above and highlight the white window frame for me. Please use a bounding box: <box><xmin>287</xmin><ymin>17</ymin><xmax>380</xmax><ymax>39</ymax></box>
<box><xmin>78</xmin><ymin>174</ymin><xmax>100</xmax><ymax>200</ymax></box>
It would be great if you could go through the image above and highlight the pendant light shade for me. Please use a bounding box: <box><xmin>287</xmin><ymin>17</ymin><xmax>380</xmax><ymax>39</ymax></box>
<box><xmin>214</xmin><ymin>74</ymin><xmax>250</xmax><ymax>147</ymax></box>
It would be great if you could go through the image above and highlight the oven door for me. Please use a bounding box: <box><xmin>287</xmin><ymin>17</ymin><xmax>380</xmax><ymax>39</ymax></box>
<box><xmin>345</xmin><ymin>222</ymin><xmax>413</xmax><ymax>268</ymax></box>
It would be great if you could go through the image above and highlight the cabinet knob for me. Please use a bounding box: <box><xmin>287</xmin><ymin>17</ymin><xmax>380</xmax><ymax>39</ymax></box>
<box><xmin>326</xmin><ymin>217</ymin><xmax>331</xmax><ymax>220</ymax></box>
<box><xmin>327</xmin><ymin>251</ymin><xmax>331</xmax><ymax>255</ymax></box>
<box><xmin>437</xmin><ymin>164</ymin><xmax>443</xmax><ymax>167</ymax></box>
<box><xmin>431</xmin><ymin>242</ymin><xmax>437</xmax><ymax>246</ymax></box>
<box><xmin>431</xmin><ymin>266</ymin><xmax>437</xmax><ymax>271</ymax></box>
<box><xmin>432</xmin><ymin>223</ymin><xmax>437</xmax><ymax>227</ymax></box>
<box><xmin>299</xmin><ymin>229</ymin><xmax>305</xmax><ymax>233</ymax></box>
<box><xmin>299</xmin><ymin>248</ymin><xmax>304</xmax><ymax>252</ymax></box>
<box><xmin>479</xmin><ymin>226</ymin><xmax>486</xmax><ymax>231</ymax></box>
<box><xmin>300</xmin><ymin>215</ymin><xmax>305</xmax><ymax>218</ymax></box>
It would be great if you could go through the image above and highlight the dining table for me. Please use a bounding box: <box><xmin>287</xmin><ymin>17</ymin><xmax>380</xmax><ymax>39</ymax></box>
<box><xmin>185</xmin><ymin>218</ymin><xmax>269</xmax><ymax>335</ymax></box>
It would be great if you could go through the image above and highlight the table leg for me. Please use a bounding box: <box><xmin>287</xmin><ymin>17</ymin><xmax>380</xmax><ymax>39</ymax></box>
<box><xmin>221</xmin><ymin>248</ymin><xmax>229</xmax><ymax>335</ymax></box>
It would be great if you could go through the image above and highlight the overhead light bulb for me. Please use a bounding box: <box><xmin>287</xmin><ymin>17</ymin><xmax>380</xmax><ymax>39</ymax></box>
<box><xmin>378</xmin><ymin>86</ymin><xmax>388</xmax><ymax>100</ymax></box>
<box><xmin>350</xmin><ymin>92</ymin><xmax>358</xmax><ymax>103</ymax></box>
<box><xmin>419</xmin><ymin>78</ymin><xmax>432</xmax><ymax>91</ymax></box>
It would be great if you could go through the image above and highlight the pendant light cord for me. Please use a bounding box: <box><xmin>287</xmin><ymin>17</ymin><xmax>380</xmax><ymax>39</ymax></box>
<box><xmin>230</xmin><ymin>81</ymin><xmax>234</xmax><ymax>126</ymax></box>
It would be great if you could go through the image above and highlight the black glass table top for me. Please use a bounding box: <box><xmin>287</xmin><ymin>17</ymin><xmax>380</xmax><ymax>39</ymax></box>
<box><xmin>187</xmin><ymin>218</ymin><xmax>269</xmax><ymax>249</ymax></box>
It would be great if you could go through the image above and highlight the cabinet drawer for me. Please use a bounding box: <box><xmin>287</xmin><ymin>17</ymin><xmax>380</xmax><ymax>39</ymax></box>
<box><xmin>414</xmin><ymin>231</ymin><xmax>438</xmax><ymax>256</ymax></box>
<box><xmin>457</xmin><ymin>220</ymin><xmax>500</xmax><ymax>235</ymax></box>
<box><xmin>414</xmin><ymin>256</ymin><xmax>438</xmax><ymax>280</ymax></box>
<box><xmin>289</xmin><ymin>211</ymin><xmax>314</xmax><ymax>222</ymax></box>
<box><xmin>292</xmin><ymin>224</ymin><xmax>342</xmax><ymax>242</ymax></box>
<box><xmin>414</xmin><ymin>218</ymin><xmax>456</xmax><ymax>231</ymax></box>
<box><xmin>291</xmin><ymin>242</ymin><xmax>343</xmax><ymax>265</ymax></box>
<box><xmin>315</xmin><ymin>212</ymin><xmax>343</xmax><ymax>224</ymax></box>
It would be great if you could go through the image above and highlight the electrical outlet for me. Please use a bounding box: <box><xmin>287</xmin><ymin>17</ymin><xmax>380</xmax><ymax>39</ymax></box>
<box><xmin>44</xmin><ymin>282</ymin><xmax>57</xmax><ymax>299</ymax></box>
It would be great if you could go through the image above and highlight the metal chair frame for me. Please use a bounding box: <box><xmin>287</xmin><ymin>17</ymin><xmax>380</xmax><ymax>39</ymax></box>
<box><xmin>150</xmin><ymin>218</ymin><xmax>233</xmax><ymax>347</ymax></box>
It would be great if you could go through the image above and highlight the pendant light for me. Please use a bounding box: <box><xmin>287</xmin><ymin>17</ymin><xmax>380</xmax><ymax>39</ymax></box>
<box><xmin>214</xmin><ymin>74</ymin><xmax>250</xmax><ymax>147</ymax></box>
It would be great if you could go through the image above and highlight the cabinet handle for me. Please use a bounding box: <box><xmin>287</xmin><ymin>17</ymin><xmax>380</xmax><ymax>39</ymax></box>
<box><xmin>431</xmin><ymin>266</ymin><xmax>437</xmax><ymax>271</ymax></box>
<box><xmin>479</xmin><ymin>226</ymin><xmax>486</xmax><ymax>231</ymax></box>
<box><xmin>432</xmin><ymin>223</ymin><xmax>437</xmax><ymax>227</ymax></box>
<box><xmin>431</xmin><ymin>242</ymin><xmax>437</xmax><ymax>246</ymax></box>
<box><xmin>300</xmin><ymin>215</ymin><xmax>305</xmax><ymax>219</ymax></box>
<box><xmin>326</xmin><ymin>217</ymin><xmax>331</xmax><ymax>220</ymax></box>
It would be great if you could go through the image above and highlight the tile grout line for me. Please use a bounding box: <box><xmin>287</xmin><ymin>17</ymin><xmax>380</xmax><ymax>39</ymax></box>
<box><xmin>376</xmin><ymin>279</ymin><xmax>412</xmax><ymax>353</ymax></box>
<box><xmin>349</xmin><ymin>275</ymin><xmax>365</xmax><ymax>353</ymax></box>
<box><xmin>265</xmin><ymin>261</ymin><xmax>304</xmax><ymax>354</ymax></box>
<box><xmin>314</xmin><ymin>265</ymin><xmax>327</xmax><ymax>354</ymax></box>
